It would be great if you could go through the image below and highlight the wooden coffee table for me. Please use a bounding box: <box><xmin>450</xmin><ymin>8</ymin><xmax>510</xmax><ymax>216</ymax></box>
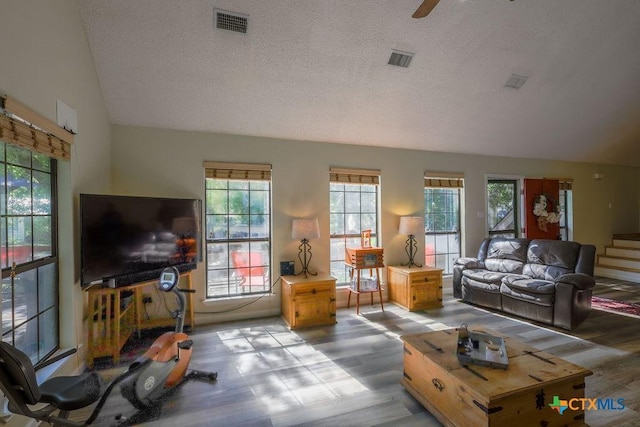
<box><xmin>401</xmin><ymin>327</ymin><xmax>592</xmax><ymax>427</ymax></box>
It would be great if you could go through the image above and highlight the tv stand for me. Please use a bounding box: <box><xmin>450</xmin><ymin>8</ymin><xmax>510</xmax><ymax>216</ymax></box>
<box><xmin>86</xmin><ymin>271</ymin><xmax>195</xmax><ymax>367</ymax></box>
<box><xmin>112</xmin><ymin>262</ymin><xmax>197</xmax><ymax>287</ymax></box>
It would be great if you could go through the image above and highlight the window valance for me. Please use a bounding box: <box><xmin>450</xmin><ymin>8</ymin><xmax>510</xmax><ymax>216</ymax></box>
<box><xmin>543</xmin><ymin>177</ymin><xmax>573</xmax><ymax>191</ymax></box>
<box><xmin>0</xmin><ymin>96</ymin><xmax>74</xmax><ymax>161</ymax></box>
<box><xmin>330</xmin><ymin>167</ymin><xmax>380</xmax><ymax>185</ymax></box>
<box><xmin>559</xmin><ymin>179</ymin><xmax>573</xmax><ymax>191</ymax></box>
<box><xmin>204</xmin><ymin>161</ymin><xmax>271</xmax><ymax>181</ymax></box>
<box><xmin>424</xmin><ymin>171</ymin><xmax>464</xmax><ymax>188</ymax></box>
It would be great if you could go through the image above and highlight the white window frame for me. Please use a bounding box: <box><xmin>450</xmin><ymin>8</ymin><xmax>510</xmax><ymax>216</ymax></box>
<box><xmin>329</xmin><ymin>168</ymin><xmax>380</xmax><ymax>286</ymax></box>
<box><xmin>424</xmin><ymin>173</ymin><xmax>464</xmax><ymax>275</ymax></box>
<box><xmin>203</xmin><ymin>162</ymin><xmax>272</xmax><ymax>299</ymax></box>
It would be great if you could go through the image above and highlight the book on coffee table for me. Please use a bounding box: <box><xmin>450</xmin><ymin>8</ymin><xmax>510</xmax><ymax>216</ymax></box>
<box><xmin>456</xmin><ymin>326</ymin><xmax>509</xmax><ymax>370</ymax></box>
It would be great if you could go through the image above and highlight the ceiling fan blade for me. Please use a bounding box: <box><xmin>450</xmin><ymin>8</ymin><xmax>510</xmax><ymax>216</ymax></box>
<box><xmin>412</xmin><ymin>0</ymin><xmax>440</xmax><ymax>19</ymax></box>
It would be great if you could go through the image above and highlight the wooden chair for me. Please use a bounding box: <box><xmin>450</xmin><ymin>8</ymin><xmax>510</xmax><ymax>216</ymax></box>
<box><xmin>231</xmin><ymin>251</ymin><xmax>269</xmax><ymax>293</ymax></box>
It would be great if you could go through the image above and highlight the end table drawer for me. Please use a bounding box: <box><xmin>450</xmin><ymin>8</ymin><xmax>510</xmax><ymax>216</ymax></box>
<box><xmin>292</xmin><ymin>282</ymin><xmax>335</xmax><ymax>297</ymax></box>
<box><xmin>409</xmin><ymin>271</ymin><xmax>442</xmax><ymax>285</ymax></box>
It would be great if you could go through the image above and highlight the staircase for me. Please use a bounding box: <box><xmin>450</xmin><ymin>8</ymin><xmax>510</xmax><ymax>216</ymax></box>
<box><xmin>595</xmin><ymin>234</ymin><xmax>640</xmax><ymax>282</ymax></box>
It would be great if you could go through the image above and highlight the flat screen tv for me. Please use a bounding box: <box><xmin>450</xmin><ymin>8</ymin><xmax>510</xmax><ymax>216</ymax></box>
<box><xmin>80</xmin><ymin>194</ymin><xmax>202</xmax><ymax>288</ymax></box>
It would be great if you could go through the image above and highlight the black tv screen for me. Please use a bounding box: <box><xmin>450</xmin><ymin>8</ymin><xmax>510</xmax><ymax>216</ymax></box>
<box><xmin>80</xmin><ymin>194</ymin><xmax>202</xmax><ymax>287</ymax></box>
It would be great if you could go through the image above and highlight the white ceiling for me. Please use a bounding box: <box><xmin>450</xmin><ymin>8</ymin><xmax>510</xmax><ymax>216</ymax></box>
<box><xmin>80</xmin><ymin>0</ymin><xmax>640</xmax><ymax>167</ymax></box>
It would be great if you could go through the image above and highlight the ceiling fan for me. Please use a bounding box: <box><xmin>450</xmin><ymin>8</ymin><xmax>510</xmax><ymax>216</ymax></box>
<box><xmin>412</xmin><ymin>0</ymin><xmax>514</xmax><ymax>19</ymax></box>
<box><xmin>412</xmin><ymin>0</ymin><xmax>440</xmax><ymax>18</ymax></box>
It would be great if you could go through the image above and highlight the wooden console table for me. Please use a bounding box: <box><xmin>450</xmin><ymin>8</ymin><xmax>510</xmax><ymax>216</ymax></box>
<box><xmin>86</xmin><ymin>271</ymin><xmax>195</xmax><ymax>367</ymax></box>
<box><xmin>345</xmin><ymin>247</ymin><xmax>384</xmax><ymax>315</ymax></box>
<box><xmin>402</xmin><ymin>327</ymin><xmax>592</xmax><ymax>426</ymax></box>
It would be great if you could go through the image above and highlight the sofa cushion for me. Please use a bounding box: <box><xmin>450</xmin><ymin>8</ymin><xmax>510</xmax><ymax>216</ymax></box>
<box><xmin>462</xmin><ymin>278</ymin><xmax>503</xmax><ymax>310</ymax></box>
<box><xmin>485</xmin><ymin>259</ymin><xmax>526</xmax><ymax>274</ymax></box>
<box><xmin>523</xmin><ymin>240</ymin><xmax>581</xmax><ymax>280</ymax></box>
<box><xmin>500</xmin><ymin>276</ymin><xmax>555</xmax><ymax>306</ymax></box>
<box><xmin>462</xmin><ymin>269</ymin><xmax>512</xmax><ymax>287</ymax></box>
<box><xmin>484</xmin><ymin>238</ymin><xmax>529</xmax><ymax>274</ymax></box>
<box><xmin>486</xmin><ymin>238</ymin><xmax>530</xmax><ymax>261</ymax></box>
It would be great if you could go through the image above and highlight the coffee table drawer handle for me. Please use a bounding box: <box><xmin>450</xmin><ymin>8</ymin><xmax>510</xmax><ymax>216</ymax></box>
<box><xmin>432</xmin><ymin>378</ymin><xmax>444</xmax><ymax>392</ymax></box>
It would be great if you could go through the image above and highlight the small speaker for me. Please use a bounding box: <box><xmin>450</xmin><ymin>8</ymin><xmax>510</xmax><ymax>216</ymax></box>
<box><xmin>280</xmin><ymin>260</ymin><xmax>295</xmax><ymax>276</ymax></box>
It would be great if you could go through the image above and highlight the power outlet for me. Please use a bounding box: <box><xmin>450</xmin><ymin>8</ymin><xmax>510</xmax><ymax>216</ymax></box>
<box><xmin>143</xmin><ymin>295</ymin><xmax>152</xmax><ymax>304</ymax></box>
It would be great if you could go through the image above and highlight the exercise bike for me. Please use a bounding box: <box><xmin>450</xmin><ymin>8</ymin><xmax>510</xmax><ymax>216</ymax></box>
<box><xmin>0</xmin><ymin>266</ymin><xmax>216</xmax><ymax>426</ymax></box>
<box><xmin>117</xmin><ymin>266</ymin><xmax>217</xmax><ymax>424</ymax></box>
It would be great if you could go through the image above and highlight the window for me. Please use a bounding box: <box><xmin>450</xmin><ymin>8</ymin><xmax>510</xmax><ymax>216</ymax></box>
<box><xmin>204</xmin><ymin>162</ymin><xmax>271</xmax><ymax>298</ymax></box>
<box><xmin>424</xmin><ymin>174</ymin><xmax>463</xmax><ymax>274</ymax></box>
<box><xmin>329</xmin><ymin>168</ymin><xmax>380</xmax><ymax>285</ymax></box>
<box><xmin>487</xmin><ymin>179</ymin><xmax>518</xmax><ymax>238</ymax></box>
<box><xmin>1</xmin><ymin>142</ymin><xmax>58</xmax><ymax>363</ymax></box>
<box><xmin>558</xmin><ymin>179</ymin><xmax>573</xmax><ymax>241</ymax></box>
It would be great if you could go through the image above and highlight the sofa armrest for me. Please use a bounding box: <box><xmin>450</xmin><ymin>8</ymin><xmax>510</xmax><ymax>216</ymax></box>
<box><xmin>454</xmin><ymin>257</ymin><xmax>485</xmax><ymax>269</ymax></box>
<box><xmin>554</xmin><ymin>274</ymin><xmax>595</xmax><ymax>330</ymax></box>
<box><xmin>452</xmin><ymin>257</ymin><xmax>485</xmax><ymax>299</ymax></box>
<box><xmin>555</xmin><ymin>273</ymin><xmax>595</xmax><ymax>290</ymax></box>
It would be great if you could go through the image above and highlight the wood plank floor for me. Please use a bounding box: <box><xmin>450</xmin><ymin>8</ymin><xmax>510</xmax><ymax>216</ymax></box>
<box><xmin>71</xmin><ymin>277</ymin><xmax>640</xmax><ymax>427</ymax></box>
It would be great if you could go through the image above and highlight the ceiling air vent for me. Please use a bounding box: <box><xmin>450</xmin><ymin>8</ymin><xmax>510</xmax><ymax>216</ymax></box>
<box><xmin>214</xmin><ymin>8</ymin><xmax>248</xmax><ymax>34</ymax></box>
<box><xmin>388</xmin><ymin>50</ymin><xmax>414</xmax><ymax>68</ymax></box>
<box><xmin>504</xmin><ymin>74</ymin><xmax>528</xmax><ymax>89</ymax></box>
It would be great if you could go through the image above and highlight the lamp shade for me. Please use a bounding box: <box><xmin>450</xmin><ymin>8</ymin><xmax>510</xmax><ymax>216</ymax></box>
<box><xmin>399</xmin><ymin>216</ymin><xmax>423</xmax><ymax>236</ymax></box>
<box><xmin>292</xmin><ymin>218</ymin><xmax>320</xmax><ymax>240</ymax></box>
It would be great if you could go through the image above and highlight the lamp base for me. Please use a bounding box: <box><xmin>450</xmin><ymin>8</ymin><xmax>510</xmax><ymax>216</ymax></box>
<box><xmin>295</xmin><ymin>268</ymin><xmax>317</xmax><ymax>279</ymax></box>
<box><xmin>402</xmin><ymin>235</ymin><xmax>422</xmax><ymax>268</ymax></box>
<box><xmin>296</xmin><ymin>239</ymin><xmax>317</xmax><ymax>278</ymax></box>
<box><xmin>401</xmin><ymin>260</ymin><xmax>423</xmax><ymax>269</ymax></box>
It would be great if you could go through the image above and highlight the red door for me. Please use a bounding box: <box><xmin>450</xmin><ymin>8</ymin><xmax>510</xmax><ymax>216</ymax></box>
<box><xmin>524</xmin><ymin>179</ymin><xmax>561</xmax><ymax>239</ymax></box>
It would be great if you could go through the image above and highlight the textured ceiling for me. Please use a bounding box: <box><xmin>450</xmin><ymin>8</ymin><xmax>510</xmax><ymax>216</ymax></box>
<box><xmin>80</xmin><ymin>0</ymin><xmax>640</xmax><ymax>167</ymax></box>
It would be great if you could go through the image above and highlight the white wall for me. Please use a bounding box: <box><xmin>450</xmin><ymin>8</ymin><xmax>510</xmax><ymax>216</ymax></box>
<box><xmin>1</xmin><ymin>0</ymin><xmax>112</xmax><ymax>373</ymax></box>
<box><xmin>111</xmin><ymin>125</ymin><xmax>640</xmax><ymax>324</ymax></box>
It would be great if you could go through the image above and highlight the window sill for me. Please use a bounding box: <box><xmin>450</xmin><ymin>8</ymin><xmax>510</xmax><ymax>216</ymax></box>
<box><xmin>201</xmin><ymin>293</ymin><xmax>278</xmax><ymax>304</ymax></box>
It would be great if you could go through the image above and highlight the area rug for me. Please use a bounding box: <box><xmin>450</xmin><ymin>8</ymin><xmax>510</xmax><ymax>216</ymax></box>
<box><xmin>591</xmin><ymin>296</ymin><xmax>640</xmax><ymax>317</ymax></box>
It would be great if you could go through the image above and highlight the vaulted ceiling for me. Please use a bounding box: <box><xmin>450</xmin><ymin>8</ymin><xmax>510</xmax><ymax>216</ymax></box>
<box><xmin>80</xmin><ymin>0</ymin><xmax>640</xmax><ymax>167</ymax></box>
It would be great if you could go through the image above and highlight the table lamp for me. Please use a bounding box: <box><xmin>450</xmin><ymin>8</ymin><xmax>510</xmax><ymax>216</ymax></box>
<box><xmin>399</xmin><ymin>216</ymin><xmax>423</xmax><ymax>268</ymax></box>
<box><xmin>292</xmin><ymin>218</ymin><xmax>320</xmax><ymax>278</ymax></box>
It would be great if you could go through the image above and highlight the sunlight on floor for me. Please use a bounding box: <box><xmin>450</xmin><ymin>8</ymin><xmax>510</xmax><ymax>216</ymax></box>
<box><xmin>217</xmin><ymin>325</ymin><xmax>369</xmax><ymax>412</ymax></box>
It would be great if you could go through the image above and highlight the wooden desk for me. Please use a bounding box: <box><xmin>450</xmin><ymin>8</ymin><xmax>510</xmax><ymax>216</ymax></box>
<box><xmin>345</xmin><ymin>247</ymin><xmax>384</xmax><ymax>315</ymax></box>
<box><xmin>401</xmin><ymin>327</ymin><xmax>592</xmax><ymax>426</ymax></box>
<box><xmin>86</xmin><ymin>272</ymin><xmax>195</xmax><ymax>367</ymax></box>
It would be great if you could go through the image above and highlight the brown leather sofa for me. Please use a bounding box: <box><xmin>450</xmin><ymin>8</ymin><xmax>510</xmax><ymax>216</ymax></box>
<box><xmin>453</xmin><ymin>238</ymin><xmax>596</xmax><ymax>330</ymax></box>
